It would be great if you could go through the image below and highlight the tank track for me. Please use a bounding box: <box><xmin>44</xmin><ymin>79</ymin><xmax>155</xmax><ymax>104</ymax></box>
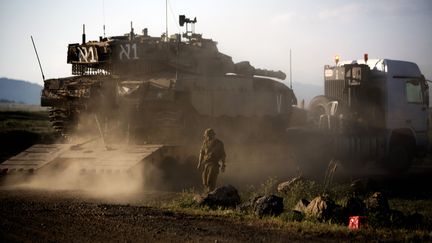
<box><xmin>48</xmin><ymin>107</ymin><xmax>74</xmax><ymax>137</ymax></box>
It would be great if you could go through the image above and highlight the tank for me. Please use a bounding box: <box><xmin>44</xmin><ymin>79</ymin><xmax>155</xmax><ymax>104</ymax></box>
<box><xmin>0</xmin><ymin>17</ymin><xmax>298</xmax><ymax>189</ymax></box>
<box><xmin>41</xmin><ymin>17</ymin><xmax>297</xmax><ymax>145</ymax></box>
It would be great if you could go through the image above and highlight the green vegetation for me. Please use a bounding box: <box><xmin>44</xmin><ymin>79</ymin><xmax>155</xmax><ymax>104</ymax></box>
<box><xmin>390</xmin><ymin>199</ymin><xmax>432</xmax><ymax>219</ymax></box>
<box><xmin>0</xmin><ymin>110</ymin><xmax>58</xmax><ymax>161</ymax></box>
<box><xmin>0</xmin><ymin>110</ymin><xmax>54</xmax><ymax>133</ymax></box>
<box><xmin>158</xmin><ymin>178</ymin><xmax>432</xmax><ymax>241</ymax></box>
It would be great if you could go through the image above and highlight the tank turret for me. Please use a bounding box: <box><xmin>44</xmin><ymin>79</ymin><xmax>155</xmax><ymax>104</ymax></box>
<box><xmin>66</xmin><ymin>20</ymin><xmax>285</xmax><ymax>80</ymax></box>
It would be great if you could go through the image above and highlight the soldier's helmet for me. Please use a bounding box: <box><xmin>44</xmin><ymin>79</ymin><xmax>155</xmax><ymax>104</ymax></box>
<box><xmin>204</xmin><ymin>128</ymin><xmax>216</xmax><ymax>139</ymax></box>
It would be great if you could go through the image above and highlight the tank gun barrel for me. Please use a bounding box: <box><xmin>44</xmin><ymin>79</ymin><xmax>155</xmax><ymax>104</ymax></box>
<box><xmin>234</xmin><ymin>61</ymin><xmax>286</xmax><ymax>80</ymax></box>
<box><xmin>254</xmin><ymin>68</ymin><xmax>286</xmax><ymax>80</ymax></box>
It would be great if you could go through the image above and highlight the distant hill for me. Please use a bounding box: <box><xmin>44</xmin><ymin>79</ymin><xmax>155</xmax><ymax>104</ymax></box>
<box><xmin>0</xmin><ymin>78</ymin><xmax>42</xmax><ymax>105</ymax></box>
<box><xmin>291</xmin><ymin>82</ymin><xmax>323</xmax><ymax>105</ymax></box>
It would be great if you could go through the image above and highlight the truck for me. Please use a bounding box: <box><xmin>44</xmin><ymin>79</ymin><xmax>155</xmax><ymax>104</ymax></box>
<box><xmin>291</xmin><ymin>55</ymin><xmax>429</xmax><ymax>174</ymax></box>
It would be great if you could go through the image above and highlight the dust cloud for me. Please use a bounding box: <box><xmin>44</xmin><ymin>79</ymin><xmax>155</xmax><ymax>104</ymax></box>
<box><xmin>7</xmin><ymin>153</ymin><xmax>150</xmax><ymax>198</ymax></box>
<box><xmin>2</xmin><ymin>120</ymin><xmax>170</xmax><ymax>200</ymax></box>
<box><xmin>221</xmin><ymin>143</ymin><xmax>299</xmax><ymax>187</ymax></box>
<box><xmin>2</xmin><ymin>107</ymin><xmax>321</xmax><ymax>196</ymax></box>
<box><xmin>190</xmin><ymin>116</ymin><xmax>306</xmax><ymax>188</ymax></box>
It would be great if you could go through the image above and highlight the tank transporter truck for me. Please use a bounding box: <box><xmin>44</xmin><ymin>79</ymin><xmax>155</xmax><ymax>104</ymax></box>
<box><xmin>0</xmin><ymin>16</ymin><xmax>297</xmax><ymax>188</ymax></box>
<box><xmin>289</xmin><ymin>54</ymin><xmax>429</xmax><ymax>174</ymax></box>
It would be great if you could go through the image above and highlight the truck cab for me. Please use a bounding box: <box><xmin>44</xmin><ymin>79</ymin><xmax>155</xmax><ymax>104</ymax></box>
<box><xmin>310</xmin><ymin>57</ymin><xmax>429</xmax><ymax>171</ymax></box>
<box><xmin>383</xmin><ymin>60</ymin><xmax>429</xmax><ymax>150</ymax></box>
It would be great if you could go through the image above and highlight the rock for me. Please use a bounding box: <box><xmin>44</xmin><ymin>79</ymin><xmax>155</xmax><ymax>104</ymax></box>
<box><xmin>406</xmin><ymin>212</ymin><xmax>424</xmax><ymax>229</ymax></box>
<box><xmin>365</xmin><ymin>192</ymin><xmax>390</xmax><ymax>227</ymax></box>
<box><xmin>193</xmin><ymin>194</ymin><xmax>205</xmax><ymax>204</ymax></box>
<box><xmin>277</xmin><ymin>176</ymin><xmax>304</xmax><ymax>194</ymax></box>
<box><xmin>305</xmin><ymin>196</ymin><xmax>336</xmax><ymax>221</ymax></box>
<box><xmin>284</xmin><ymin>210</ymin><xmax>304</xmax><ymax>222</ymax></box>
<box><xmin>389</xmin><ymin>210</ymin><xmax>406</xmax><ymax>228</ymax></box>
<box><xmin>195</xmin><ymin>185</ymin><xmax>241</xmax><ymax>208</ymax></box>
<box><xmin>253</xmin><ymin>195</ymin><xmax>284</xmax><ymax>217</ymax></box>
<box><xmin>345</xmin><ymin>197</ymin><xmax>366</xmax><ymax>216</ymax></box>
<box><xmin>293</xmin><ymin>199</ymin><xmax>310</xmax><ymax>214</ymax></box>
<box><xmin>331</xmin><ymin>205</ymin><xmax>349</xmax><ymax>225</ymax></box>
<box><xmin>237</xmin><ymin>196</ymin><xmax>261</xmax><ymax>213</ymax></box>
<box><xmin>365</xmin><ymin>192</ymin><xmax>389</xmax><ymax>214</ymax></box>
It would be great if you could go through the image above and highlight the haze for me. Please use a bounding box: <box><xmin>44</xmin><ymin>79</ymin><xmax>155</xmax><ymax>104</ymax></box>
<box><xmin>0</xmin><ymin>0</ymin><xmax>431</xmax><ymax>88</ymax></box>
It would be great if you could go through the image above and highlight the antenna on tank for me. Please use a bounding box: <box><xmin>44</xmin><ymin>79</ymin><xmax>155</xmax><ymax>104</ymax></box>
<box><xmin>165</xmin><ymin>0</ymin><xmax>168</xmax><ymax>39</ymax></box>
<box><xmin>102</xmin><ymin>0</ymin><xmax>106</xmax><ymax>37</ymax></box>
<box><xmin>30</xmin><ymin>36</ymin><xmax>45</xmax><ymax>81</ymax></box>
<box><xmin>289</xmin><ymin>49</ymin><xmax>292</xmax><ymax>89</ymax></box>
<box><xmin>130</xmin><ymin>21</ymin><xmax>135</xmax><ymax>40</ymax></box>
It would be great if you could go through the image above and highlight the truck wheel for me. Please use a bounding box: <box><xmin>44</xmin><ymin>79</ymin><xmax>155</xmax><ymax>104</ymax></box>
<box><xmin>386</xmin><ymin>142</ymin><xmax>413</xmax><ymax>173</ymax></box>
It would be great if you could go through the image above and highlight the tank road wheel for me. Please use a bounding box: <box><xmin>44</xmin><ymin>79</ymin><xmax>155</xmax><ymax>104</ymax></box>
<box><xmin>182</xmin><ymin>112</ymin><xmax>202</xmax><ymax>141</ymax></box>
<box><xmin>143</xmin><ymin>156</ymin><xmax>200</xmax><ymax>191</ymax></box>
<box><xmin>154</xmin><ymin>110</ymin><xmax>184</xmax><ymax>130</ymax></box>
<box><xmin>150</xmin><ymin>110</ymin><xmax>184</xmax><ymax>142</ymax></box>
<box><xmin>150</xmin><ymin>107</ymin><xmax>201</xmax><ymax>143</ymax></box>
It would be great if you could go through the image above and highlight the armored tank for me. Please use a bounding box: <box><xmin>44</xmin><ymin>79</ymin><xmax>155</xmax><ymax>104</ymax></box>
<box><xmin>41</xmin><ymin>16</ymin><xmax>296</xmax><ymax>144</ymax></box>
<box><xmin>1</xmin><ymin>16</ymin><xmax>297</xmax><ymax>189</ymax></box>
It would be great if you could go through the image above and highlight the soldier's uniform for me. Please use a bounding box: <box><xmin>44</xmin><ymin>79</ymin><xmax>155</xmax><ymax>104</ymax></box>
<box><xmin>198</xmin><ymin>128</ymin><xmax>226</xmax><ymax>192</ymax></box>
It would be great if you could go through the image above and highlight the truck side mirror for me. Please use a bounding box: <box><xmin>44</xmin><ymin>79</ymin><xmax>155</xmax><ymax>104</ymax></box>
<box><xmin>421</xmin><ymin>75</ymin><xmax>429</xmax><ymax>106</ymax></box>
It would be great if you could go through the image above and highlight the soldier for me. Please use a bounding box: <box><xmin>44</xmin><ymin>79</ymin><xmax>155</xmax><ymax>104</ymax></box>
<box><xmin>197</xmin><ymin>128</ymin><xmax>226</xmax><ymax>192</ymax></box>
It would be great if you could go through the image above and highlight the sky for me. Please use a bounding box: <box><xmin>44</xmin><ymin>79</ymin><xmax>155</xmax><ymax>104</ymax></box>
<box><xmin>0</xmin><ymin>0</ymin><xmax>431</xmax><ymax>89</ymax></box>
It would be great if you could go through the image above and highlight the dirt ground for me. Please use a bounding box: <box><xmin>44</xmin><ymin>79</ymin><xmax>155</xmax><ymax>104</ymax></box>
<box><xmin>0</xmin><ymin>188</ymin><xmax>358</xmax><ymax>243</ymax></box>
<box><xmin>1</xmin><ymin>109</ymin><xmax>432</xmax><ymax>242</ymax></box>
